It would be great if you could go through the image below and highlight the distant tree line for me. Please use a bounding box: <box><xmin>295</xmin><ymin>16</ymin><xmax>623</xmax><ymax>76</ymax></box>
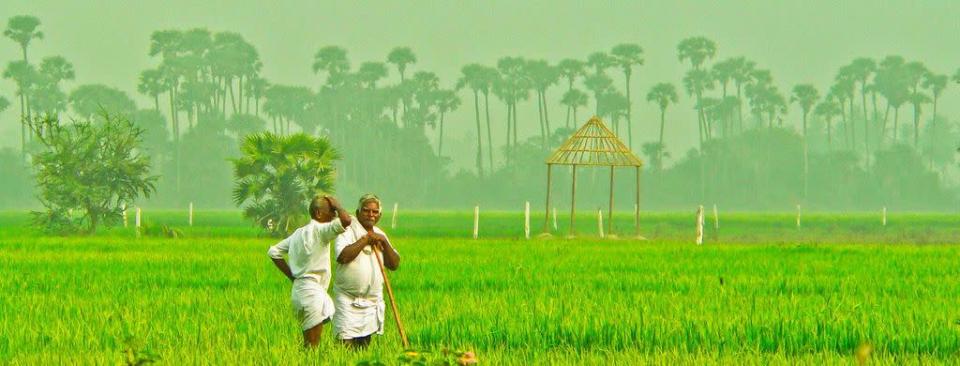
<box><xmin>1</xmin><ymin>15</ymin><xmax>958</xmax><ymax>211</ymax></box>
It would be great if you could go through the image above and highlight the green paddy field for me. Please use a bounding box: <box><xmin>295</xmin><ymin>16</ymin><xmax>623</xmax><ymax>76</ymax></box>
<box><xmin>1</xmin><ymin>210</ymin><xmax>959</xmax><ymax>365</ymax></box>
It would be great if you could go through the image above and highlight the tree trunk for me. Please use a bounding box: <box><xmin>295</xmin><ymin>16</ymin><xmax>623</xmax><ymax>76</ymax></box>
<box><xmin>657</xmin><ymin>107</ymin><xmax>666</xmax><ymax>170</ymax></box>
<box><xmin>624</xmin><ymin>71</ymin><xmax>633</xmax><ymax>149</ymax></box>
<box><xmin>484</xmin><ymin>91</ymin><xmax>494</xmax><ymax>172</ymax></box>
<box><xmin>537</xmin><ymin>90</ymin><xmax>546</xmax><ymax>149</ymax></box>
<box><xmin>542</xmin><ymin>90</ymin><xmax>551</xmax><ymax>144</ymax></box>
<box><xmin>438</xmin><ymin>112</ymin><xmax>445</xmax><ymax>157</ymax></box>
<box><xmin>473</xmin><ymin>91</ymin><xmax>484</xmax><ymax>177</ymax></box>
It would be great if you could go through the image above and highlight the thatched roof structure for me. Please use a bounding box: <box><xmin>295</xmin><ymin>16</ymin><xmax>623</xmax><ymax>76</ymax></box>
<box><xmin>546</xmin><ymin>116</ymin><xmax>643</xmax><ymax>167</ymax></box>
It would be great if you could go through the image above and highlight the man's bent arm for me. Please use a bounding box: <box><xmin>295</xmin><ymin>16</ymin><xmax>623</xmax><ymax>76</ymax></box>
<box><xmin>271</xmin><ymin>258</ymin><xmax>295</xmax><ymax>281</ymax></box>
<box><xmin>337</xmin><ymin>235</ymin><xmax>372</xmax><ymax>264</ymax></box>
<box><xmin>379</xmin><ymin>239</ymin><xmax>400</xmax><ymax>270</ymax></box>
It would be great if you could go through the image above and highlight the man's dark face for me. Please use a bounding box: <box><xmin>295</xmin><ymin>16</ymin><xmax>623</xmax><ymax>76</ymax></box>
<box><xmin>357</xmin><ymin>201</ymin><xmax>381</xmax><ymax>229</ymax></box>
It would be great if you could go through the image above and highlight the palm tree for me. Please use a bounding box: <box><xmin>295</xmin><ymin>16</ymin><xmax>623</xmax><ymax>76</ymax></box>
<box><xmin>4</xmin><ymin>15</ymin><xmax>43</xmax><ymax>63</ymax></box>
<box><xmin>312</xmin><ymin>46</ymin><xmax>350</xmax><ymax>81</ymax></box>
<box><xmin>903</xmin><ymin>61</ymin><xmax>929</xmax><ymax>147</ymax></box>
<box><xmin>923</xmin><ymin>72</ymin><xmax>948</xmax><ymax>123</ymax></box>
<box><xmin>232</xmin><ymin>132</ymin><xmax>339</xmax><ymax>236</ymax></box>
<box><xmin>357</xmin><ymin>61</ymin><xmax>388</xmax><ymax>89</ymax></box>
<box><xmin>791</xmin><ymin>84</ymin><xmax>819</xmax><ymax>198</ymax></box>
<box><xmin>3</xmin><ymin>60</ymin><xmax>36</xmax><ymax>157</ymax></box>
<box><xmin>560</xmin><ymin>89</ymin><xmax>588</xmax><ymax>127</ymax></box>
<box><xmin>583</xmin><ymin>72</ymin><xmax>613</xmax><ymax>116</ymax></box>
<box><xmin>729</xmin><ymin>57</ymin><xmax>756</xmax><ymax>132</ymax></box>
<box><xmin>875</xmin><ymin>56</ymin><xmax>908</xmax><ymax>143</ymax></box>
<box><xmin>434</xmin><ymin>89</ymin><xmax>461</xmax><ymax>158</ymax></box>
<box><xmin>611</xmin><ymin>43</ymin><xmax>644</xmax><ymax>149</ymax></box>
<box><xmin>138</xmin><ymin>68</ymin><xmax>166</xmax><ymax>112</ymax></box>
<box><xmin>646</xmin><ymin>83</ymin><xmax>678</xmax><ymax>170</ymax></box>
<box><xmin>677</xmin><ymin>37</ymin><xmax>717</xmax><ymax>71</ymax></box>
<box><xmin>557</xmin><ymin>58</ymin><xmax>585</xmax><ymax>127</ymax></box>
<box><xmin>245</xmin><ymin>76</ymin><xmax>269</xmax><ymax>117</ymax></box>
<box><xmin>387</xmin><ymin>47</ymin><xmax>417</xmax><ymax>83</ymax></box>
<box><xmin>815</xmin><ymin>100</ymin><xmax>841</xmax><ymax>149</ymax></box>
<box><xmin>848</xmin><ymin>58</ymin><xmax>876</xmax><ymax>153</ymax></box>
<box><xmin>32</xmin><ymin>56</ymin><xmax>74</xmax><ymax>119</ymax></box>
<box><xmin>586</xmin><ymin>52</ymin><xmax>615</xmax><ymax>75</ymax></box>
<box><xmin>525</xmin><ymin>59</ymin><xmax>559</xmax><ymax>147</ymax></box>
<box><xmin>683</xmin><ymin>69</ymin><xmax>715</xmax><ymax>146</ymax></box>
<box><xmin>456</xmin><ymin>64</ymin><xmax>488</xmax><ymax>177</ymax></box>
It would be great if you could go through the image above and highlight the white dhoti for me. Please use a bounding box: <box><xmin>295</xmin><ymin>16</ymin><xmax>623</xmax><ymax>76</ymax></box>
<box><xmin>332</xmin><ymin>289</ymin><xmax>385</xmax><ymax>340</ymax></box>
<box><xmin>291</xmin><ymin>277</ymin><xmax>335</xmax><ymax>331</ymax></box>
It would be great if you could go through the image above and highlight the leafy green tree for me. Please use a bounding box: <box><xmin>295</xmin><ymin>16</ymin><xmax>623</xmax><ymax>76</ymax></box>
<box><xmin>232</xmin><ymin>132</ymin><xmax>339</xmax><ymax>236</ymax></box>
<box><xmin>0</xmin><ymin>96</ymin><xmax>8</xmax><ymax>114</ymax></box>
<box><xmin>28</xmin><ymin>113</ymin><xmax>157</xmax><ymax>234</ymax></box>
<box><xmin>646</xmin><ymin>83</ymin><xmax>678</xmax><ymax>170</ymax></box>
<box><xmin>4</xmin><ymin>15</ymin><xmax>43</xmax><ymax>63</ymax></box>
<box><xmin>611</xmin><ymin>43</ymin><xmax>644</xmax><ymax>148</ymax></box>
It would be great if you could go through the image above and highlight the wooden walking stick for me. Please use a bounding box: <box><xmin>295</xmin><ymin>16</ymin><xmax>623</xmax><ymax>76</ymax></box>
<box><xmin>373</xmin><ymin>246</ymin><xmax>409</xmax><ymax>349</ymax></box>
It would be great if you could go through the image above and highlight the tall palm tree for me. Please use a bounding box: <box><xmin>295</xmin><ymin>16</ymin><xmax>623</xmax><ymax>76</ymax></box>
<box><xmin>646</xmin><ymin>83</ymin><xmax>678</xmax><ymax>170</ymax></box>
<box><xmin>848</xmin><ymin>58</ymin><xmax>876</xmax><ymax>153</ymax></box>
<box><xmin>525</xmin><ymin>59</ymin><xmax>559</xmax><ymax>148</ymax></box>
<box><xmin>4</xmin><ymin>15</ymin><xmax>43</xmax><ymax>63</ymax></box>
<box><xmin>903</xmin><ymin>61</ymin><xmax>929</xmax><ymax>147</ymax></box>
<box><xmin>677</xmin><ymin>37</ymin><xmax>718</xmax><ymax>148</ymax></box>
<box><xmin>387</xmin><ymin>47</ymin><xmax>417</xmax><ymax>83</ymax></box>
<box><xmin>583</xmin><ymin>72</ymin><xmax>613</xmax><ymax>117</ymax></box>
<box><xmin>456</xmin><ymin>64</ymin><xmax>488</xmax><ymax>177</ymax></box>
<box><xmin>815</xmin><ymin>100</ymin><xmax>841</xmax><ymax>149</ymax></box>
<box><xmin>138</xmin><ymin>68</ymin><xmax>166</xmax><ymax>112</ymax></box>
<box><xmin>611</xmin><ymin>43</ymin><xmax>644</xmax><ymax>149</ymax></box>
<box><xmin>923</xmin><ymin>72</ymin><xmax>947</xmax><ymax>123</ymax></box>
<box><xmin>434</xmin><ymin>89</ymin><xmax>461</xmax><ymax>158</ymax></box>
<box><xmin>3</xmin><ymin>61</ymin><xmax>36</xmax><ymax>157</ymax></box>
<box><xmin>586</xmin><ymin>52</ymin><xmax>615</xmax><ymax>75</ymax></box>
<box><xmin>557</xmin><ymin>58</ymin><xmax>585</xmax><ymax>127</ymax></box>
<box><xmin>791</xmin><ymin>84</ymin><xmax>818</xmax><ymax>198</ymax></box>
<box><xmin>729</xmin><ymin>57</ymin><xmax>756</xmax><ymax>132</ymax></box>
<box><xmin>32</xmin><ymin>56</ymin><xmax>74</xmax><ymax>119</ymax></box>
<box><xmin>875</xmin><ymin>56</ymin><xmax>908</xmax><ymax>143</ymax></box>
<box><xmin>312</xmin><ymin>46</ymin><xmax>350</xmax><ymax>81</ymax></box>
<box><xmin>357</xmin><ymin>61</ymin><xmax>389</xmax><ymax>89</ymax></box>
<box><xmin>560</xmin><ymin>88</ymin><xmax>588</xmax><ymax>127</ymax></box>
<box><xmin>682</xmin><ymin>69</ymin><xmax>715</xmax><ymax>146</ymax></box>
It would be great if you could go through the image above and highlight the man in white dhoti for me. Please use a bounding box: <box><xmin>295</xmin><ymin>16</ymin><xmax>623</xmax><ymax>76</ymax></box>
<box><xmin>333</xmin><ymin>193</ymin><xmax>400</xmax><ymax>349</ymax></box>
<box><xmin>267</xmin><ymin>195</ymin><xmax>351</xmax><ymax>348</ymax></box>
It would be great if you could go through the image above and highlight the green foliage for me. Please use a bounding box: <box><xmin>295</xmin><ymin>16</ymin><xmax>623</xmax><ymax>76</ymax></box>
<box><xmin>232</xmin><ymin>132</ymin><xmax>338</xmax><ymax>236</ymax></box>
<box><xmin>139</xmin><ymin>221</ymin><xmax>184</xmax><ymax>238</ymax></box>
<box><xmin>27</xmin><ymin>113</ymin><xmax>157</xmax><ymax>233</ymax></box>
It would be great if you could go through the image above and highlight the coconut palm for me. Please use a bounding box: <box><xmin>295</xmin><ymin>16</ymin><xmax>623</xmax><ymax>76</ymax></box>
<box><xmin>586</xmin><ymin>52</ymin><xmax>615</xmax><ymax>75</ymax></box>
<box><xmin>138</xmin><ymin>68</ymin><xmax>166</xmax><ymax>112</ymax></box>
<box><xmin>677</xmin><ymin>37</ymin><xmax>717</xmax><ymax>71</ymax></box>
<box><xmin>4</xmin><ymin>15</ymin><xmax>43</xmax><ymax>63</ymax></box>
<box><xmin>357</xmin><ymin>62</ymin><xmax>389</xmax><ymax>89</ymax></box>
<box><xmin>683</xmin><ymin>69</ymin><xmax>715</xmax><ymax>145</ymax></box>
<box><xmin>729</xmin><ymin>57</ymin><xmax>756</xmax><ymax>132</ymax></box>
<box><xmin>244</xmin><ymin>75</ymin><xmax>269</xmax><ymax>117</ymax></box>
<box><xmin>525</xmin><ymin>59</ymin><xmax>559</xmax><ymax>147</ymax></box>
<box><xmin>611</xmin><ymin>43</ymin><xmax>644</xmax><ymax>149</ymax></box>
<box><xmin>646</xmin><ymin>83</ymin><xmax>678</xmax><ymax>170</ymax></box>
<box><xmin>30</xmin><ymin>56</ymin><xmax>74</xmax><ymax>118</ymax></box>
<box><xmin>583</xmin><ymin>72</ymin><xmax>613</xmax><ymax>116</ymax></box>
<box><xmin>792</xmin><ymin>84</ymin><xmax>819</xmax><ymax>198</ymax></box>
<box><xmin>312</xmin><ymin>46</ymin><xmax>350</xmax><ymax>81</ymax></box>
<box><xmin>495</xmin><ymin>57</ymin><xmax>529</xmax><ymax>151</ymax></box>
<box><xmin>232</xmin><ymin>132</ymin><xmax>339</xmax><ymax>236</ymax></box>
<box><xmin>903</xmin><ymin>61</ymin><xmax>929</xmax><ymax>147</ymax></box>
<box><xmin>875</xmin><ymin>56</ymin><xmax>909</xmax><ymax>143</ymax></box>
<box><xmin>456</xmin><ymin>64</ymin><xmax>488</xmax><ymax>177</ymax></box>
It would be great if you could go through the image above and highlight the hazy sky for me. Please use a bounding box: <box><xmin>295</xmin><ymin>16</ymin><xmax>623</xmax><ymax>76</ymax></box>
<box><xmin>3</xmin><ymin>1</ymin><xmax>959</xmax><ymax>170</ymax></box>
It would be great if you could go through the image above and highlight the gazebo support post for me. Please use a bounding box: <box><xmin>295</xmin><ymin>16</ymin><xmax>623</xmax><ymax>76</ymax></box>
<box><xmin>570</xmin><ymin>164</ymin><xmax>577</xmax><ymax>237</ymax></box>
<box><xmin>543</xmin><ymin>164</ymin><xmax>553</xmax><ymax>234</ymax></box>
<box><xmin>608</xmin><ymin>165</ymin><xmax>614</xmax><ymax>236</ymax></box>
<box><xmin>635</xmin><ymin>166</ymin><xmax>641</xmax><ymax>237</ymax></box>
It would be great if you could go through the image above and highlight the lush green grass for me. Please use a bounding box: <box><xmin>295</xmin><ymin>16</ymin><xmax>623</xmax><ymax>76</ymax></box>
<box><xmin>1</xmin><ymin>211</ymin><xmax>959</xmax><ymax>364</ymax></box>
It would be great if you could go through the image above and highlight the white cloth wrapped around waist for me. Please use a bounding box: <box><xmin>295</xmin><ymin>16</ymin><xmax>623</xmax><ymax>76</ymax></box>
<box><xmin>331</xmin><ymin>288</ymin><xmax>385</xmax><ymax>340</ymax></box>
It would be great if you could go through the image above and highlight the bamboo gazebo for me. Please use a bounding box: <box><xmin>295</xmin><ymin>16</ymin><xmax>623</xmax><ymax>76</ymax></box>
<box><xmin>543</xmin><ymin>116</ymin><xmax>644</xmax><ymax>237</ymax></box>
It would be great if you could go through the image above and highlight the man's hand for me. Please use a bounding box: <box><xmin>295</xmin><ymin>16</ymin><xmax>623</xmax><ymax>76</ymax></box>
<box><xmin>324</xmin><ymin>195</ymin><xmax>344</xmax><ymax>213</ymax></box>
<box><xmin>366</xmin><ymin>232</ymin><xmax>388</xmax><ymax>251</ymax></box>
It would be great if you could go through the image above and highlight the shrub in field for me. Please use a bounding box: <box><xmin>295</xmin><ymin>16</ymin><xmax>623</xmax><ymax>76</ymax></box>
<box><xmin>232</xmin><ymin>132</ymin><xmax>338</xmax><ymax>236</ymax></box>
<box><xmin>28</xmin><ymin>113</ymin><xmax>157</xmax><ymax>234</ymax></box>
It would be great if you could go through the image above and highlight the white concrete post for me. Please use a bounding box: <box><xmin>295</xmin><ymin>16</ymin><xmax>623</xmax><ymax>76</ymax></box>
<box><xmin>473</xmin><ymin>205</ymin><xmax>479</xmax><ymax>239</ymax></box>
<box><xmin>696</xmin><ymin>205</ymin><xmax>704</xmax><ymax>245</ymax></box>
<box><xmin>597</xmin><ymin>209</ymin><xmax>605</xmax><ymax>238</ymax></box>
<box><xmin>391</xmin><ymin>202</ymin><xmax>399</xmax><ymax>229</ymax></box>
<box><xmin>189</xmin><ymin>202</ymin><xmax>193</xmax><ymax>226</ymax></box>
<box><xmin>882</xmin><ymin>207</ymin><xmax>887</xmax><ymax>226</ymax></box>
<box><xmin>796</xmin><ymin>204</ymin><xmax>801</xmax><ymax>228</ymax></box>
<box><xmin>135</xmin><ymin>207</ymin><xmax>142</xmax><ymax>237</ymax></box>
<box><xmin>122</xmin><ymin>204</ymin><xmax>128</xmax><ymax>228</ymax></box>
<box><xmin>552</xmin><ymin>207</ymin><xmax>558</xmax><ymax>231</ymax></box>
<box><xmin>524</xmin><ymin>201</ymin><xmax>530</xmax><ymax>239</ymax></box>
<box><xmin>712</xmin><ymin>204</ymin><xmax>719</xmax><ymax>230</ymax></box>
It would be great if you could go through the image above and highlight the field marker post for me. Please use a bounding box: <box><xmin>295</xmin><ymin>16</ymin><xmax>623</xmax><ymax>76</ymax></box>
<box><xmin>552</xmin><ymin>207</ymin><xmax>558</xmax><ymax>231</ymax></box>
<box><xmin>597</xmin><ymin>209</ymin><xmax>604</xmax><ymax>238</ymax></box>
<box><xmin>712</xmin><ymin>204</ymin><xmax>719</xmax><ymax>230</ymax></box>
<box><xmin>189</xmin><ymin>202</ymin><xmax>194</xmax><ymax>226</ymax></box>
<box><xmin>473</xmin><ymin>205</ymin><xmax>479</xmax><ymax>239</ymax></box>
<box><xmin>135</xmin><ymin>207</ymin><xmax>142</xmax><ymax>238</ymax></box>
<box><xmin>696</xmin><ymin>205</ymin><xmax>704</xmax><ymax>245</ymax></box>
<box><xmin>882</xmin><ymin>206</ymin><xmax>887</xmax><ymax>226</ymax></box>
<box><xmin>122</xmin><ymin>204</ymin><xmax>128</xmax><ymax>228</ymax></box>
<box><xmin>391</xmin><ymin>202</ymin><xmax>398</xmax><ymax>229</ymax></box>
<box><xmin>796</xmin><ymin>204</ymin><xmax>801</xmax><ymax>228</ymax></box>
<box><xmin>524</xmin><ymin>201</ymin><xmax>530</xmax><ymax>239</ymax></box>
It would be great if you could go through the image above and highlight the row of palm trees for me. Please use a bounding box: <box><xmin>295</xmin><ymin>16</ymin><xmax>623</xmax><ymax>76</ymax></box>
<box><xmin>4</xmin><ymin>16</ymin><xmax>960</xmax><ymax>190</ymax></box>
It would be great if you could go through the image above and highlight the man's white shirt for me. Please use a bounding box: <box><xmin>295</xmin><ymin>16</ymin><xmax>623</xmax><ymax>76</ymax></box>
<box><xmin>267</xmin><ymin>218</ymin><xmax>346</xmax><ymax>282</ymax></box>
